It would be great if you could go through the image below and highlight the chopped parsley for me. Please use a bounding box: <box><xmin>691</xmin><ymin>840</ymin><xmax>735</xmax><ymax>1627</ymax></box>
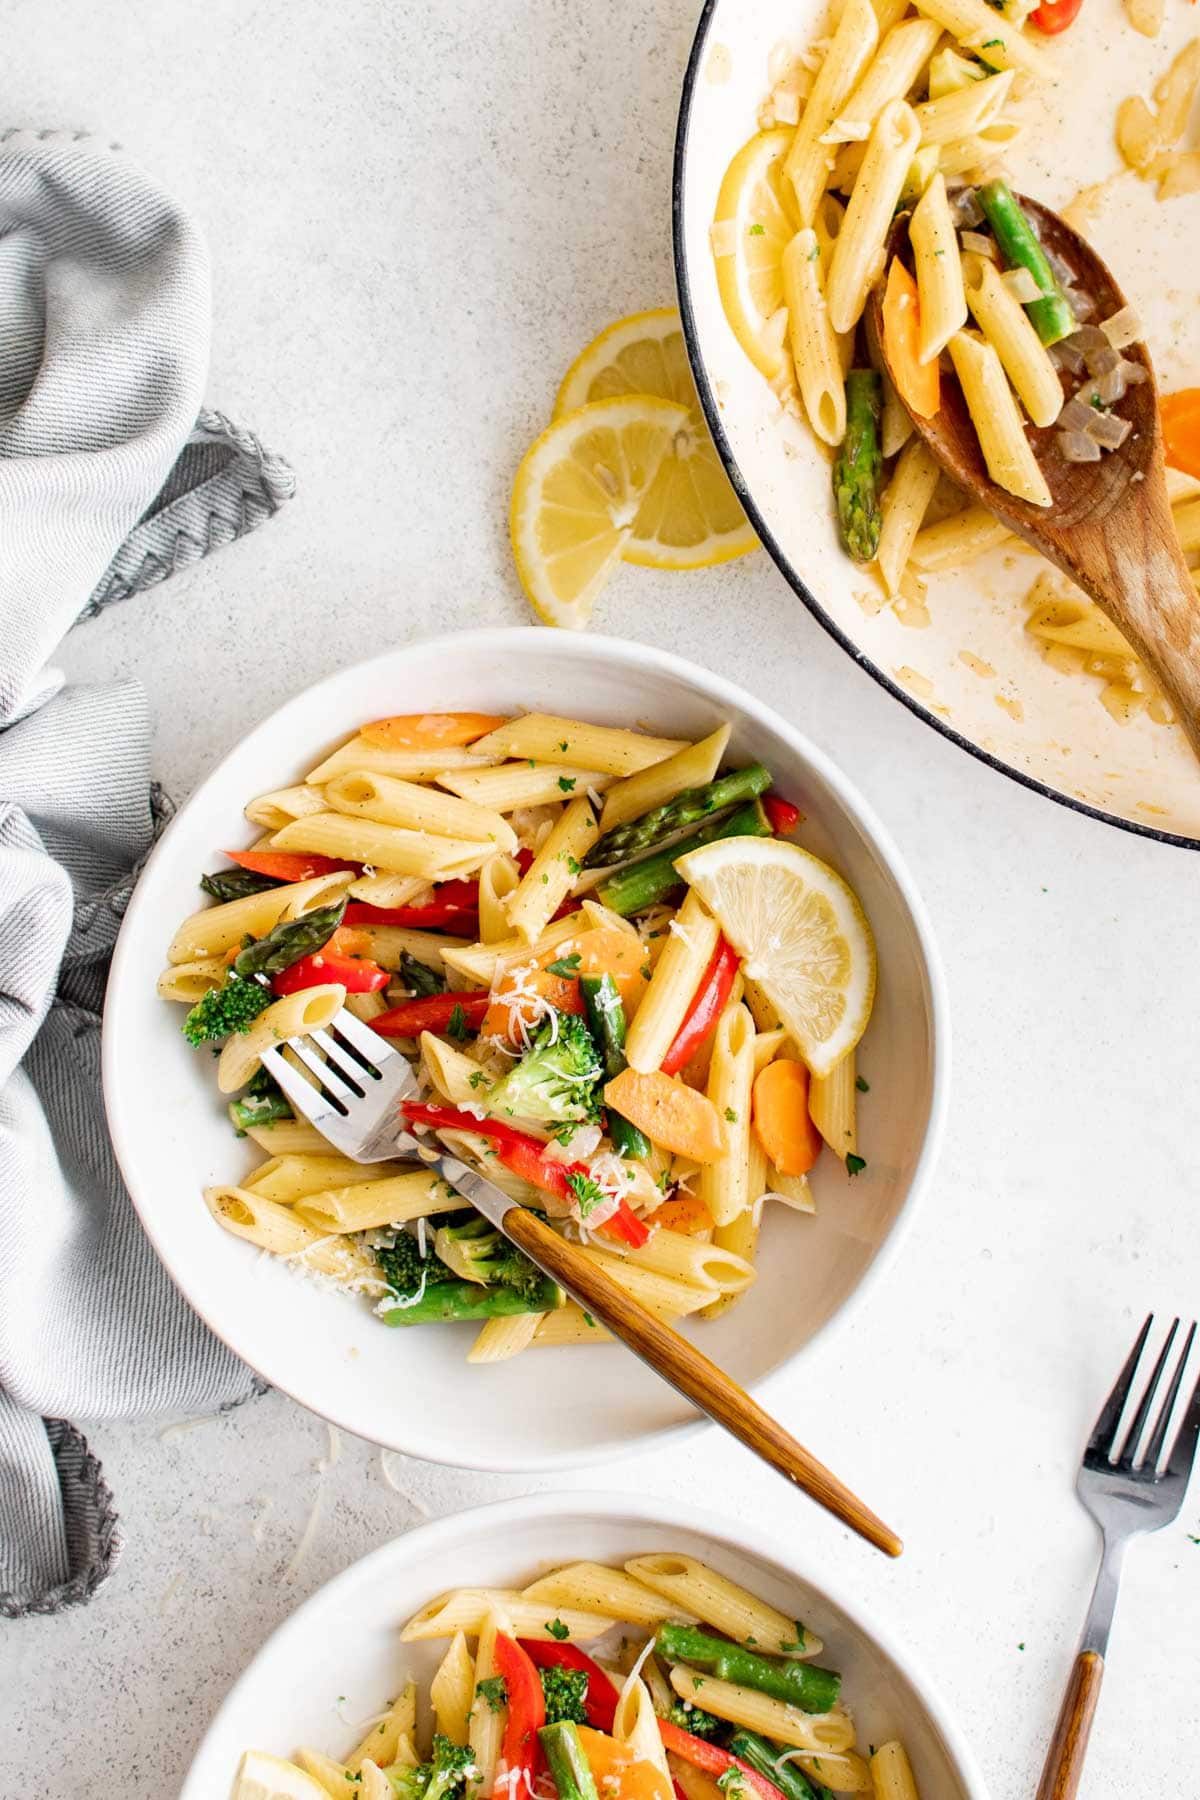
<box><xmin>547</xmin><ymin>952</ymin><xmax>583</xmax><ymax>977</ymax></box>
<box><xmin>468</xmin><ymin>1070</ymin><xmax>486</xmax><ymax>1089</ymax></box>
<box><xmin>546</xmin><ymin>1617</ymin><xmax>571</xmax><ymax>1640</ymax></box>
<box><xmin>565</xmin><ymin>855</ymin><xmax>582</xmax><ymax>875</ymax></box>
<box><xmin>1017</xmin><ymin>1642</ymin><xmax>1025</xmax><ymax>1652</ymax></box>
<box><xmin>981</xmin><ymin>35</ymin><xmax>1003</xmax><ymax>44</ymax></box>
<box><xmin>566</xmin><ymin>1170</ymin><xmax>609</xmax><ymax>1218</ymax></box>
<box><xmin>856</xmin><ymin>1074</ymin><xmax>870</xmax><ymax>1092</ymax></box>
<box><xmin>779</xmin><ymin>1622</ymin><xmax>808</xmax><ymax>1652</ymax></box>
<box><xmin>559</xmin><ymin>740</ymin><xmax>570</xmax><ymax>751</ymax></box>
<box><xmin>558</xmin><ymin>776</ymin><xmax>577</xmax><ymax>792</ymax></box>
<box><xmin>447</xmin><ymin>1003</ymin><xmax>468</xmax><ymax>1041</ymax></box>
<box><xmin>692</xmin><ymin>1676</ymin><xmax>706</xmax><ymax>1690</ymax></box>
<box><xmin>808</xmin><ymin>242</ymin><xmax>820</xmax><ymax>261</ymax></box>
<box><xmin>845</xmin><ymin>1153</ymin><xmax>867</xmax><ymax>1177</ymax></box>
<box><xmin>716</xmin><ymin>1771</ymin><xmax>747</xmax><ymax>1799</ymax></box>
<box><xmin>1090</xmin><ymin>393</ymin><xmax>1104</xmax><ymax>410</ymax></box>
<box><xmin>724</xmin><ymin>1107</ymin><xmax>738</xmax><ymax>1123</ymax></box>
<box><xmin>640</xmin><ymin>962</ymin><xmax>652</xmax><ymax>981</ymax></box>
<box><xmin>748</xmin><ymin>223</ymin><xmax>766</xmax><ymax>236</ymax></box>
<box><xmin>1187</xmin><ymin>1533</ymin><xmax>1200</xmax><ymax>1545</ymax></box>
<box><xmin>476</xmin><ymin>1675</ymin><xmax>509</xmax><ymax>1711</ymax></box>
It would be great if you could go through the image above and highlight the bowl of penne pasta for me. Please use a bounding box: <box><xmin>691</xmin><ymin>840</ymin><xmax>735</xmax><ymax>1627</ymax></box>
<box><xmin>674</xmin><ymin>0</ymin><xmax>1200</xmax><ymax>845</ymax></box>
<box><xmin>104</xmin><ymin>628</ymin><xmax>946</xmax><ymax>1469</ymax></box>
<box><xmin>182</xmin><ymin>1492</ymin><xmax>990</xmax><ymax>1800</ymax></box>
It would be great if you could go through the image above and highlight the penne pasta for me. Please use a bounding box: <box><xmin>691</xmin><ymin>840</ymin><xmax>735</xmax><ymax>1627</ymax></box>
<box><xmin>626</xmin><ymin>889</ymin><xmax>720</xmax><ymax>1073</ymax></box>
<box><xmin>782</xmin><ymin>229</ymin><xmax>847</xmax><ymax>446</ymax></box>
<box><xmin>624</xmin><ymin>1554</ymin><xmax>823</xmax><ymax>1657</ymax></box>
<box><xmin>437</xmin><ymin>762</ymin><xmax>613</xmax><ymax>812</ymax></box>
<box><xmin>582</xmin><ymin>1244</ymin><xmax>713</xmax><ymax>1319</ymax></box>
<box><xmin>598</xmin><ymin>725</ymin><xmax>732</xmax><ymax>833</ymax></box>
<box><xmin>244</xmin><ymin>783</ymin><xmax>327</xmax><ymax>831</ymax></box>
<box><xmin>346</xmin><ymin>1685</ymin><xmax>417</xmax><ymax>1775</ymax></box>
<box><xmin>298</xmin><ymin>1173</ymin><xmax>460</xmax><ymax>1234</ymax></box>
<box><xmin>430</xmin><ymin>1637</ymin><xmax>474</xmax><ymax>1746</ymax></box>
<box><xmin>402</xmin><ymin>1590</ymin><xmax>615</xmax><ymax>1642</ymax></box>
<box><xmin>785</xmin><ymin>0</ymin><xmax>881</xmax><ymax>225</ymax></box>
<box><xmin>826</xmin><ymin>100</ymin><xmax>921</xmax><ymax>335</ymax></box>
<box><xmin>908</xmin><ymin>503</ymin><xmax>1012</xmax><ymax>570</ymax></box>
<box><xmin>503</xmin><ymin>795</ymin><xmax>599</xmax><ymax>943</ymax></box>
<box><xmin>909</xmin><ymin>0</ymin><xmax>1054</xmax><ymax>78</ymax></box>
<box><xmin>666</xmin><ymin>1668</ymin><xmax>855</xmax><ymax>1754</ymax></box>
<box><xmin>167</xmin><ymin>872</ymin><xmax>355</xmax><ymax>964</ymax></box>
<box><xmin>243</xmin><ymin>1153</ymin><xmax>405</xmax><ymax>1203</ymax></box>
<box><xmin>600</xmin><ymin>1224</ymin><xmax>755</xmax><ymax>1296</ymax></box>
<box><xmin>468</xmin><ymin>1609</ymin><xmax>506</xmax><ymax>1797</ymax></box>
<box><xmin>156</xmin><ymin>957</ymin><xmax>226</xmax><ymax>1003</ymax></box>
<box><xmin>827</xmin><ymin>18</ymin><xmax>942</xmax><ymax>141</ymax></box>
<box><xmin>870</xmin><ymin>1742</ymin><xmax>921</xmax><ymax>1800</ymax></box>
<box><xmin>216</xmin><ymin>984</ymin><xmax>346</xmax><ymax>1094</ymax></box>
<box><xmin>470</xmin><ymin>715</ymin><xmax>687</xmax><ymax>777</ymax></box>
<box><xmin>306</xmin><ymin>738</ymin><xmax>499</xmax><ymax>784</ymax></box>
<box><xmin>522</xmin><ymin>1562</ymin><xmax>698</xmax><ymax>1625</ymax></box>
<box><xmin>808</xmin><ymin>1050</ymin><xmax>859</xmax><ymax>1160</ymax></box>
<box><xmin>962</xmin><ymin>252</ymin><xmax>1064</xmax><ymax>429</ymax></box>
<box><xmin>531</xmin><ymin>1304</ymin><xmax>613</xmax><ymax>1346</ymax></box>
<box><xmin>948</xmin><ymin>330</ymin><xmax>1053</xmax><ymax>507</ymax></box>
<box><xmin>913</xmin><ymin>68</ymin><xmax>1013</xmax><ymax>148</ymax></box>
<box><xmin>324</xmin><ymin>769</ymin><xmax>518</xmax><ymax>854</ymax></box>
<box><xmin>909</xmin><ymin>174</ymin><xmax>967</xmax><ymax>365</ymax></box>
<box><xmin>346</xmin><ymin>871</ymin><xmax>431</xmax><ymax>908</ymax></box>
<box><xmin>466</xmin><ymin>1312</ymin><xmax>544</xmax><ymax>1363</ymax></box>
<box><xmin>478</xmin><ymin>854</ymin><xmax>521</xmax><ymax>941</ymax></box>
<box><xmin>876</xmin><ymin>439</ymin><xmax>942</xmax><ymax>598</ymax></box>
<box><xmin>700</xmin><ymin>1002</ymin><xmax>756</xmax><ymax>1226</ymax></box>
<box><xmin>269</xmin><ymin>812</ymin><xmax>493</xmax><ymax>880</ymax></box>
<box><xmin>204</xmin><ymin>1186</ymin><xmax>381</xmax><ymax>1286</ymax></box>
<box><xmin>244</xmin><ymin>1117</ymin><xmax>330</xmax><ymax>1155</ymax></box>
<box><xmin>354</xmin><ymin>927</ymin><xmax>466</xmax><ymax>974</ymax></box>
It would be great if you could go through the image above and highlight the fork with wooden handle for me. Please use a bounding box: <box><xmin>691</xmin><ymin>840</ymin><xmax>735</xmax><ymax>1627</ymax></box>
<box><xmin>1037</xmin><ymin>1314</ymin><xmax>1200</xmax><ymax>1800</ymax></box>
<box><xmin>261</xmin><ymin>1005</ymin><xmax>902</xmax><ymax>1558</ymax></box>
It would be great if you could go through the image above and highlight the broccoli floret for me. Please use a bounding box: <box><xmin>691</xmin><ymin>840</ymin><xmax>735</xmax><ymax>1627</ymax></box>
<box><xmin>375</xmin><ymin>1226</ymin><xmax>456</xmax><ymax>1300</ymax></box>
<box><xmin>437</xmin><ymin>1215</ymin><xmax>549</xmax><ymax>1303</ymax></box>
<box><xmin>539</xmin><ymin>1664</ymin><xmax>590</xmax><ymax>1726</ymax></box>
<box><xmin>182</xmin><ymin>974</ymin><xmax>272</xmax><ymax>1047</ymax></box>
<box><xmin>668</xmin><ymin>1699</ymin><xmax>728</xmax><ymax>1742</ymax></box>
<box><xmin>484</xmin><ymin>1014</ymin><xmax>602</xmax><ymax>1128</ymax></box>
<box><xmin>388</xmin><ymin>1733</ymin><xmax>478</xmax><ymax>1800</ymax></box>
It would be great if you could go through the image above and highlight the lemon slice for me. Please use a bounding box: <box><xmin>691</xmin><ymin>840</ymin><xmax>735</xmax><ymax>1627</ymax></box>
<box><xmin>511</xmin><ymin>395</ymin><xmax>690</xmax><ymax>628</ymax></box>
<box><xmin>675</xmin><ymin>837</ymin><xmax>876</xmax><ymax>1077</ymax></box>
<box><xmin>711</xmin><ymin>128</ymin><xmax>799</xmax><ymax>381</ymax></box>
<box><xmin>233</xmin><ymin>1751</ymin><xmax>330</xmax><ymax>1800</ymax></box>
<box><xmin>554</xmin><ymin>308</ymin><xmax>758</xmax><ymax>569</ymax></box>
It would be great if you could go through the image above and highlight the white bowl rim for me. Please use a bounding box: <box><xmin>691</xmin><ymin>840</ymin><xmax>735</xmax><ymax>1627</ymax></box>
<box><xmin>103</xmin><ymin>624</ymin><xmax>950</xmax><ymax>1472</ymax></box>
<box><xmin>669</xmin><ymin>0</ymin><xmax>1200</xmax><ymax>856</ymax></box>
<box><xmin>181</xmin><ymin>1488</ymin><xmax>993</xmax><ymax>1800</ymax></box>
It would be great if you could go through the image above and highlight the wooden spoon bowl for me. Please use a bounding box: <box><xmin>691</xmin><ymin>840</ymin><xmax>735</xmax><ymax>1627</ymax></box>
<box><xmin>868</xmin><ymin>197</ymin><xmax>1200</xmax><ymax>761</ymax></box>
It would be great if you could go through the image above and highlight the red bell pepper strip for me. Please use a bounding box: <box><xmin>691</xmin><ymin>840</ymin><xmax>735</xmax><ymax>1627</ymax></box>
<box><xmin>400</xmin><ymin>1102</ymin><xmax>650</xmax><ymax>1247</ymax></box>
<box><xmin>372</xmin><ymin>993</ymin><xmax>491</xmax><ymax>1037</ymax></box>
<box><xmin>657</xmin><ymin>1723</ymin><xmax>788</xmax><ymax>1800</ymax></box>
<box><xmin>272</xmin><ymin>949</ymin><xmax>389</xmax><ymax>995</ymax></box>
<box><xmin>762</xmin><ymin>794</ymin><xmax>802</xmax><ymax>836</ymax></box>
<box><xmin>517</xmin><ymin>1642</ymin><xmax>619</xmax><ymax>1733</ymax></box>
<box><xmin>223</xmin><ymin>848</ymin><xmax>358</xmax><ymax>882</ymax></box>
<box><xmin>1029</xmin><ymin>0</ymin><xmax>1082</xmax><ymax>31</ymax></box>
<box><xmin>660</xmin><ymin>938</ymin><xmax>740</xmax><ymax>1077</ymax></box>
<box><xmin>493</xmin><ymin>1633</ymin><xmax>546</xmax><ymax>1800</ymax></box>
<box><xmin>344</xmin><ymin>877</ymin><xmax>482</xmax><ymax>933</ymax></box>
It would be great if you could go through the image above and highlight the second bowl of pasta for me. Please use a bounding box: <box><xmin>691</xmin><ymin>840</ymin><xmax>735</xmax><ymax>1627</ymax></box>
<box><xmin>104</xmin><ymin>628</ymin><xmax>946</xmax><ymax>1469</ymax></box>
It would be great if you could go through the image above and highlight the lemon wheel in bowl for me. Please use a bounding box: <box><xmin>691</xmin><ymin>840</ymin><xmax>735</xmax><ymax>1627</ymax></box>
<box><xmin>233</xmin><ymin>1751</ymin><xmax>329</xmax><ymax>1800</ymax></box>
<box><xmin>555</xmin><ymin>308</ymin><xmax>759</xmax><ymax>569</ymax></box>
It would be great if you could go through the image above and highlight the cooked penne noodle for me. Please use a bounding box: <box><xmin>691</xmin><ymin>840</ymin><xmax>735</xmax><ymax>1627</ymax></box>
<box><xmin>420</xmin><ymin>1031</ymin><xmax>488</xmax><ymax>1107</ymax></box>
<box><xmin>871</xmin><ymin>0</ymin><xmax>912</xmax><ymax>33</ymax></box>
<box><xmin>204</xmin><ymin>1186</ymin><xmax>381</xmax><ymax>1285</ymax></box>
<box><xmin>167</xmin><ymin>872</ymin><xmax>355</xmax><ymax>963</ymax></box>
<box><xmin>701</xmin><ymin>1180</ymin><xmax>767</xmax><ymax>1321</ymax></box>
<box><xmin>402</xmin><ymin>1590</ymin><xmax>615</xmax><ymax>1642</ymax></box>
<box><xmin>826</xmin><ymin>100</ymin><xmax>921</xmax><ymax>334</ymax></box>
<box><xmin>765</xmin><ymin>1168</ymin><xmax>817</xmax><ymax>1211</ymax></box>
<box><xmin>827</xmin><ymin>17</ymin><xmax>942</xmax><ymax>141</ymax></box>
<box><xmin>913</xmin><ymin>68</ymin><xmax>1013</xmax><ymax>147</ymax></box>
<box><xmin>156</xmin><ymin>957</ymin><xmax>226</xmax><ymax>1003</ymax></box>
<box><xmin>270</xmin><ymin>812</ymin><xmax>492</xmax><ymax>879</ymax></box>
<box><xmin>437</xmin><ymin>761</ymin><xmax>613</xmax><ymax>811</ymax></box>
<box><xmin>439</xmin><ymin>911</ymin><xmax>585</xmax><ymax>987</ymax></box>
<box><xmin>742</xmin><ymin>975</ymin><xmax>785</xmax><ymax>1033</ymax></box>
<box><xmin>808</xmin><ymin>1050</ymin><xmax>859</xmax><ymax>1160</ymax></box>
<box><xmin>785</xmin><ymin>0</ymin><xmax>880</xmax><ymax>225</ymax></box>
<box><xmin>583</xmin><ymin>1245</ymin><xmax>712</xmax><ymax>1319</ymax></box>
<box><xmin>346</xmin><ymin>1685</ymin><xmax>417</xmax><ymax>1775</ymax></box>
<box><xmin>601</xmin><ymin>1224</ymin><xmax>755</xmax><ymax>1296</ymax></box>
<box><xmin>466</xmin><ymin>1312</ymin><xmax>544</xmax><ymax>1363</ymax></box>
<box><xmin>244</xmin><ymin>783</ymin><xmax>327</xmax><ymax>831</ymax></box>
<box><xmin>870</xmin><ymin>1741</ymin><xmax>921</xmax><ymax>1800</ymax></box>
<box><xmin>910</xmin><ymin>0</ymin><xmax>1054</xmax><ymax>77</ymax></box>
<box><xmin>783</xmin><ymin>229</ymin><xmax>847</xmax><ymax>446</ymax></box>
<box><xmin>624</xmin><ymin>1554</ymin><xmax>822</xmax><ymax>1657</ymax></box>
<box><xmin>431</xmin><ymin>1639</ymin><xmax>474</xmax><ymax>1746</ymax></box>
<box><xmin>324</xmin><ymin>769</ymin><xmax>518</xmax><ymax>854</ymax></box>
<box><xmin>522</xmin><ymin>1562</ymin><xmax>698</xmax><ymax>1625</ymax></box>
<box><xmin>880</xmin><ymin>369</ymin><xmax>914</xmax><ymax>459</ymax></box>
<box><xmin>909</xmin><ymin>175</ymin><xmax>967</xmax><ymax>364</ymax></box>
<box><xmin>667</xmin><ymin>1669</ymin><xmax>854</xmax><ymax>1753</ymax></box>
<box><xmin>297</xmin><ymin>1748</ymin><xmax>362</xmax><ymax>1796</ymax></box>
<box><xmin>616</xmin><ymin>1671</ymin><xmax>673</xmax><ymax>1785</ymax></box>
<box><xmin>531</xmin><ymin>1303</ymin><xmax>613</xmax><ymax>1346</ymax></box>
<box><xmin>876</xmin><ymin>439</ymin><xmax>942</xmax><ymax>597</ymax></box>
<box><xmin>948</xmin><ymin>330</ymin><xmax>1053</xmax><ymax>507</ymax></box>
<box><xmin>961</xmin><ymin>252</ymin><xmax>1063</xmax><ymax>429</ymax></box>
<box><xmin>245</xmin><ymin>1117</ymin><xmax>330</xmax><ymax>1155</ymax></box>
<box><xmin>346</xmin><ymin>871</ymin><xmax>431</xmax><ymax>908</ymax></box>
<box><xmin>468</xmin><ymin>1608</ymin><xmax>506</xmax><ymax>1796</ymax></box>
<box><xmin>298</xmin><ymin>1173</ymin><xmax>459</xmax><ymax>1234</ymax></box>
<box><xmin>598</xmin><ymin>725</ymin><xmax>732</xmax><ymax>833</ymax></box>
<box><xmin>478</xmin><ymin>854</ymin><xmax>520</xmax><ymax>941</ymax></box>
<box><xmin>700</xmin><ymin>1002</ymin><xmax>757</xmax><ymax>1226</ymax></box>
<box><xmin>243</xmin><ymin>1152</ymin><xmax>404</xmax><ymax>1203</ymax></box>
<box><xmin>306</xmin><ymin>738</ymin><xmax>499</xmax><ymax>784</ymax></box>
<box><xmin>354</xmin><ymin>926</ymin><xmax>466</xmax><ymax>974</ymax></box>
<box><xmin>504</xmin><ymin>796</ymin><xmax>599</xmax><ymax>943</ymax></box>
<box><xmin>908</xmin><ymin>503</ymin><xmax>1013</xmax><ymax>570</ymax></box>
<box><xmin>216</xmin><ymin>984</ymin><xmax>346</xmax><ymax>1094</ymax></box>
<box><xmin>471</xmin><ymin>715</ymin><xmax>686</xmax><ymax>777</ymax></box>
<box><xmin>626</xmin><ymin>889</ymin><xmax>720</xmax><ymax>1072</ymax></box>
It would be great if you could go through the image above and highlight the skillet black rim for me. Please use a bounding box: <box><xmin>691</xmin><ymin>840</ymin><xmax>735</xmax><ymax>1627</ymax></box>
<box><xmin>670</xmin><ymin>0</ymin><xmax>1199</xmax><ymax>854</ymax></box>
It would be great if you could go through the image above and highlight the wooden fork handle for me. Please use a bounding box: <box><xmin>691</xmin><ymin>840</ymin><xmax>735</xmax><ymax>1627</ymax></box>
<box><xmin>501</xmin><ymin>1205</ymin><xmax>902</xmax><ymax>1557</ymax></box>
<box><xmin>1035</xmin><ymin>1651</ymin><xmax>1104</xmax><ymax>1800</ymax></box>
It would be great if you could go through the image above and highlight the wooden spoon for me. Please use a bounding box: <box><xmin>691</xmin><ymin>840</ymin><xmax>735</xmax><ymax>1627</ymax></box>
<box><xmin>868</xmin><ymin>197</ymin><xmax>1200</xmax><ymax>761</ymax></box>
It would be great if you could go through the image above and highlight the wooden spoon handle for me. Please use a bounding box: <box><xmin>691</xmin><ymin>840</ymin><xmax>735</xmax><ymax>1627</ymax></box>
<box><xmin>1035</xmin><ymin>1651</ymin><xmax>1104</xmax><ymax>1800</ymax></box>
<box><xmin>501</xmin><ymin>1205</ymin><xmax>902</xmax><ymax>1557</ymax></box>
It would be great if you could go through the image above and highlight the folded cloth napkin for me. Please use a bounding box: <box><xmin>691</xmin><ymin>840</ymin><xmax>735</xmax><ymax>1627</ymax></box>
<box><xmin>0</xmin><ymin>128</ymin><xmax>295</xmax><ymax>1616</ymax></box>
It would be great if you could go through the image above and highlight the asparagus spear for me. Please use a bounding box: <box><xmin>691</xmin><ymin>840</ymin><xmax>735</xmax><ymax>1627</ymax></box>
<box><xmin>597</xmin><ymin>799</ymin><xmax>772</xmax><ymax>917</ymax></box>
<box><xmin>726</xmin><ymin>1732</ymin><xmax>833</xmax><ymax>1800</ymax></box>
<box><xmin>231</xmin><ymin>898</ymin><xmax>347</xmax><ymax>979</ymax></box>
<box><xmin>585</xmin><ymin>765</ymin><xmax>772</xmax><ymax>868</ymax></box>
<box><xmin>399</xmin><ymin>949</ymin><xmax>446</xmax><ymax>996</ymax></box>
<box><xmin>200</xmin><ymin>867</ymin><xmax>281</xmax><ymax>903</ymax></box>
<box><xmin>833</xmin><ymin>370</ymin><xmax>883</xmax><ymax>564</ymax></box>
<box><xmin>975</xmin><ymin>180</ymin><xmax>1076</xmax><ymax>346</ymax></box>
<box><xmin>581</xmin><ymin>974</ymin><xmax>651</xmax><ymax>1160</ymax></box>
<box><xmin>228</xmin><ymin>1067</ymin><xmax>293</xmax><ymax>1136</ymax></box>
<box><xmin>379</xmin><ymin>1273</ymin><xmax>563</xmax><ymax>1326</ymax></box>
<box><xmin>538</xmin><ymin>1723</ymin><xmax>600</xmax><ymax>1800</ymax></box>
<box><xmin>655</xmin><ymin>1624</ymin><xmax>841</xmax><ymax>1714</ymax></box>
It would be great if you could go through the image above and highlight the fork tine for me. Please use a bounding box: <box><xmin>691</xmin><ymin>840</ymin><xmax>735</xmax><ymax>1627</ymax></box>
<box><xmin>259</xmin><ymin>1044</ymin><xmax>339</xmax><ymax>1122</ymax></box>
<box><xmin>1167</xmin><ymin>1332</ymin><xmax>1200</xmax><ymax>1481</ymax></box>
<box><xmin>1116</xmin><ymin>1317</ymin><xmax>1179</xmax><ymax>1467</ymax></box>
<box><xmin>325</xmin><ymin>1006</ymin><xmax>398</xmax><ymax>1066</ymax></box>
<box><xmin>1144</xmin><ymin>1319</ymin><xmax>1195</xmax><ymax>1469</ymax></box>
<box><xmin>309</xmin><ymin>1028</ymin><xmax>375</xmax><ymax>1089</ymax></box>
<box><xmin>285</xmin><ymin>1036</ymin><xmax>360</xmax><ymax>1107</ymax></box>
<box><xmin>1087</xmin><ymin>1313</ymin><xmax>1153</xmax><ymax>1459</ymax></box>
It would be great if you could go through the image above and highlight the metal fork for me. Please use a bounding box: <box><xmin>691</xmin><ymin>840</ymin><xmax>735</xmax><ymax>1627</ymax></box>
<box><xmin>1036</xmin><ymin>1314</ymin><xmax>1200</xmax><ymax>1800</ymax></box>
<box><xmin>261</xmin><ymin>1008</ymin><xmax>903</xmax><ymax>1555</ymax></box>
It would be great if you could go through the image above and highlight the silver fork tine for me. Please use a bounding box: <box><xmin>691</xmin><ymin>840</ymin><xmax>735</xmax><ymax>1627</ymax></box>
<box><xmin>1167</xmin><ymin>1338</ymin><xmax>1200</xmax><ymax>1480</ymax></box>
<box><xmin>309</xmin><ymin>1028</ymin><xmax>373</xmax><ymax>1090</ymax></box>
<box><xmin>286</xmin><ymin>1037</ymin><xmax>359</xmax><ymax>1106</ymax></box>
<box><xmin>1116</xmin><ymin>1317</ymin><xmax>1179</xmax><ymax>1468</ymax></box>
<box><xmin>259</xmin><ymin>1044</ymin><xmax>341</xmax><ymax>1122</ymax></box>
<box><xmin>1087</xmin><ymin>1312</ymin><xmax>1152</xmax><ymax>1459</ymax></box>
<box><xmin>325</xmin><ymin>1006</ymin><xmax>399</xmax><ymax>1065</ymax></box>
<box><xmin>1145</xmin><ymin>1319</ymin><xmax>1195</xmax><ymax>1469</ymax></box>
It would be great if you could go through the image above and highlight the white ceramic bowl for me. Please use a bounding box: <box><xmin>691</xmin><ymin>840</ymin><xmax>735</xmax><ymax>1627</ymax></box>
<box><xmin>181</xmin><ymin>1493</ymin><xmax>990</xmax><ymax>1800</ymax></box>
<box><xmin>673</xmin><ymin>0</ymin><xmax>1200</xmax><ymax>847</ymax></box>
<box><xmin>104</xmin><ymin>628</ymin><xmax>947</xmax><ymax>1469</ymax></box>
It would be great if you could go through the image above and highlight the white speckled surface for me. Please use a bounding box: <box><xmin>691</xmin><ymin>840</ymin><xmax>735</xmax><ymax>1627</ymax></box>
<box><xmin>2</xmin><ymin>1</ymin><xmax>1198</xmax><ymax>1796</ymax></box>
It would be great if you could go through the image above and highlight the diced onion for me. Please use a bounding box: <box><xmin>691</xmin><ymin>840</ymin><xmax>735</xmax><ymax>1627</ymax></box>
<box><xmin>1064</xmin><ymin>324</ymin><xmax>1110</xmax><ymax>353</ymax></box>
<box><xmin>1044</xmin><ymin>245</ymin><xmax>1076</xmax><ymax>286</ymax></box>
<box><xmin>1089</xmin><ymin>343</ymin><xmax>1123</xmax><ymax>376</ymax></box>
<box><xmin>960</xmin><ymin>229</ymin><xmax>996</xmax><ymax>258</ymax></box>
<box><xmin>709</xmin><ymin>219</ymin><xmax>738</xmax><ymax>257</ymax></box>
<box><xmin>768</xmin><ymin>39</ymin><xmax>794</xmax><ymax>82</ymax></box>
<box><xmin>1061</xmin><ymin>286</ymin><xmax>1095</xmax><ymax>321</ymax></box>
<box><xmin>762</xmin><ymin>305</ymin><xmax>789</xmax><ymax>359</ymax></box>
<box><xmin>948</xmin><ymin>185</ymin><xmax>983</xmax><ymax>228</ymax></box>
<box><xmin>1095</xmin><ymin>365</ymin><xmax>1128</xmax><ymax>405</ymax></box>
<box><xmin>1100</xmin><ymin>305</ymin><xmax>1142</xmax><ymax>349</ymax></box>
<box><xmin>1059</xmin><ymin>395</ymin><xmax>1101</xmax><ymax>432</ymax></box>
<box><xmin>1087</xmin><ymin>410</ymin><xmax>1132</xmax><ymax>449</ymax></box>
<box><xmin>773</xmin><ymin>87</ymin><xmax>801</xmax><ymax>124</ymax></box>
<box><xmin>1058</xmin><ymin>429</ymin><xmax>1102</xmax><ymax>462</ymax></box>
<box><xmin>1001</xmin><ymin>267</ymin><xmax>1043</xmax><ymax>304</ymax></box>
<box><xmin>1050</xmin><ymin>341</ymin><xmax>1086</xmax><ymax>376</ymax></box>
